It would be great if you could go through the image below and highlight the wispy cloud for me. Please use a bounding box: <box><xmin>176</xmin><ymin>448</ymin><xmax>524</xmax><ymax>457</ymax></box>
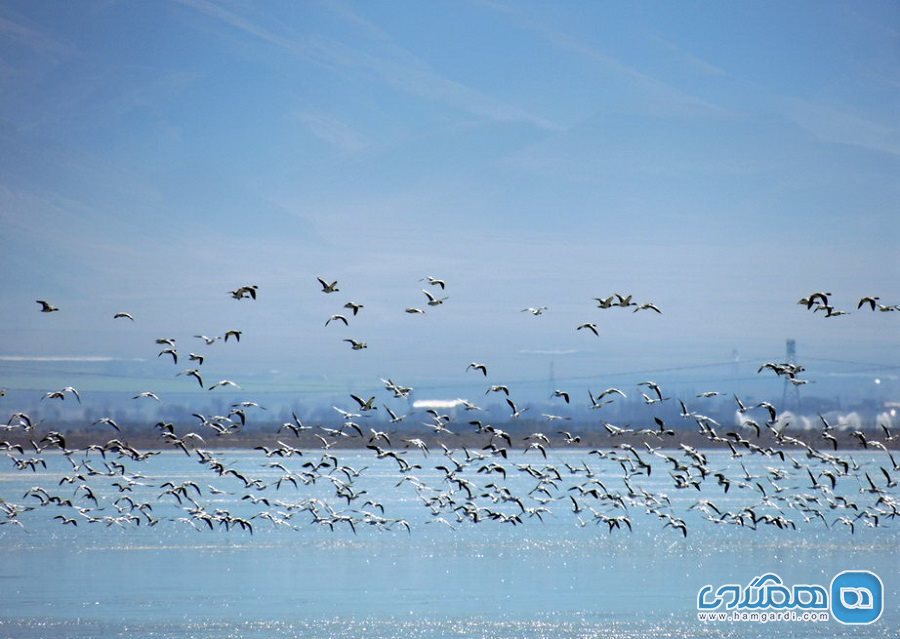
<box><xmin>519</xmin><ymin>349</ymin><xmax>579</xmax><ymax>356</ymax></box>
<box><xmin>176</xmin><ymin>0</ymin><xmax>562</xmax><ymax>130</ymax></box>
<box><xmin>782</xmin><ymin>98</ymin><xmax>900</xmax><ymax>157</ymax></box>
<box><xmin>0</xmin><ymin>356</ymin><xmax>145</xmax><ymax>362</ymax></box>
<box><xmin>476</xmin><ymin>0</ymin><xmax>726</xmax><ymax>117</ymax></box>
<box><xmin>648</xmin><ymin>34</ymin><xmax>728</xmax><ymax>77</ymax></box>
<box><xmin>294</xmin><ymin>111</ymin><xmax>368</xmax><ymax>154</ymax></box>
<box><xmin>0</xmin><ymin>12</ymin><xmax>70</xmax><ymax>57</ymax></box>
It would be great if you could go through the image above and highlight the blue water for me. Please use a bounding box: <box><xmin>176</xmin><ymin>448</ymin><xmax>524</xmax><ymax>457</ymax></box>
<box><xmin>0</xmin><ymin>450</ymin><xmax>896</xmax><ymax>638</ymax></box>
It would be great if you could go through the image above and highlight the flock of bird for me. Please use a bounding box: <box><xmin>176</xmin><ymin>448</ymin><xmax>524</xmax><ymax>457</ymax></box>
<box><xmin>798</xmin><ymin>291</ymin><xmax>899</xmax><ymax>318</ymax></box>
<box><xmin>1</xmin><ymin>283</ymin><xmax>896</xmax><ymax>538</ymax></box>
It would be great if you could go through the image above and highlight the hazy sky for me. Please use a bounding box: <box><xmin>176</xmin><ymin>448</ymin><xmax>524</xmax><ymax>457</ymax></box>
<box><xmin>0</xmin><ymin>1</ymin><xmax>897</xmax><ymax>400</ymax></box>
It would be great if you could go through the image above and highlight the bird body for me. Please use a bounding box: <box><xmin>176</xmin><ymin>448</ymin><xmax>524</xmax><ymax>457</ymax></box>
<box><xmin>422</xmin><ymin>290</ymin><xmax>448</xmax><ymax>306</ymax></box>
<box><xmin>229</xmin><ymin>285</ymin><xmax>258</xmax><ymax>300</ymax></box>
<box><xmin>521</xmin><ymin>307</ymin><xmax>547</xmax><ymax>316</ymax></box>
<box><xmin>467</xmin><ymin>362</ymin><xmax>488</xmax><ymax>376</ymax></box>
<box><xmin>325</xmin><ymin>314</ymin><xmax>349</xmax><ymax>326</ymax></box>
<box><xmin>317</xmin><ymin>277</ymin><xmax>339</xmax><ymax>293</ymax></box>
<box><xmin>576</xmin><ymin>323</ymin><xmax>599</xmax><ymax>336</ymax></box>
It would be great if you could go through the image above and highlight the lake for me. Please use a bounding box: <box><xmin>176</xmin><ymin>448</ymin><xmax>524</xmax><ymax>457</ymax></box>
<box><xmin>0</xmin><ymin>449</ymin><xmax>896</xmax><ymax>638</ymax></box>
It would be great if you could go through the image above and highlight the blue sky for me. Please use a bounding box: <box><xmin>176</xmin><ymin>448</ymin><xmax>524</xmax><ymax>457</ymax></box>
<box><xmin>0</xmin><ymin>1</ymin><xmax>897</xmax><ymax>402</ymax></box>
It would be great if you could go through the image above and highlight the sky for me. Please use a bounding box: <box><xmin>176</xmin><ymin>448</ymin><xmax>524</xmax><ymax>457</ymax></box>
<box><xmin>0</xmin><ymin>1</ymin><xmax>897</xmax><ymax>407</ymax></box>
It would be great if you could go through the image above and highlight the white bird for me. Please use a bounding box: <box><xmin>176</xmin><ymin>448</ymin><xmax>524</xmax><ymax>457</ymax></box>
<box><xmin>857</xmin><ymin>296</ymin><xmax>879</xmax><ymax>310</ymax></box>
<box><xmin>633</xmin><ymin>303</ymin><xmax>662</xmax><ymax>314</ymax></box>
<box><xmin>521</xmin><ymin>307</ymin><xmax>548</xmax><ymax>316</ymax></box>
<box><xmin>385</xmin><ymin>406</ymin><xmax>406</xmax><ymax>423</ymax></box>
<box><xmin>60</xmin><ymin>386</ymin><xmax>81</xmax><ymax>403</ymax></box>
<box><xmin>422</xmin><ymin>289</ymin><xmax>448</xmax><ymax>306</ymax></box>
<box><xmin>404</xmin><ymin>307</ymin><xmax>426</xmax><ymax>315</ymax></box>
<box><xmin>802</xmin><ymin>291</ymin><xmax>831</xmax><ymax>309</ymax></box>
<box><xmin>317</xmin><ymin>277</ymin><xmax>339</xmax><ymax>293</ymax></box>
<box><xmin>92</xmin><ymin>417</ymin><xmax>120</xmax><ymax>432</ymax></box>
<box><xmin>208</xmin><ymin>380</ymin><xmax>240</xmax><ymax>391</ymax></box>
<box><xmin>638</xmin><ymin>380</ymin><xmax>665</xmax><ymax>400</ymax></box>
<box><xmin>178</xmin><ymin>368</ymin><xmax>204</xmax><ymax>388</ymax></box>
<box><xmin>603</xmin><ymin>422</ymin><xmax>632</xmax><ymax>436</ymax></box>
<box><xmin>458</xmin><ymin>398</ymin><xmax>482</xmax><ymax>411</ymax></box>
<box><xmin>333</xmin><ymin>406</ymin><xmax>361</xmax><ymax>420</ymax></box>
<box><xmin>506</xmin><ymin>398</ymin><xmax>529</xmax><ymax>419</ymax></box>
<box><xmin>42</xmin><ymin>387</ymin><xmax>81</xmax><ymax>403</ymax></box>
<box><xmin>325</xmin><ymin>314</ymin><xmax>349</xmax><ymax>327</ymax></box>
<box><xmin>467</xmin><ymin>362</ymin><xmax>488</xmax><ymax>376</ymax></box>
<box><xmin>576</xmin><ymin>323</ymin><xmax>599</xmax><ymax>336</ymax></box>
<box><xmin>420</xmin><ymin>276</ymin><xmax>446</xmax><ymax>289</ymax></box>
<box><xmin>36</xmin><ymin>300</ymin><xmax>59</xmax><ymax>313</ymax></box>
<box><xmin>132</xmin><ymin>391</ymin><xmax>160</xmax><ymax>401</ymax></box>
<box><xmin>588</xmin><ymin>390</ymin><xmax>612</xmax><ymax>409</ymax></box>
<box><xmin>229</xmin><ymin>285</ymin><xmax>258</xmax><ymax>300</ymax></box>
<box><xmin>350</xmin><ymin>394</ymin><xmax>377</xmax><ymax>412</ymax></box>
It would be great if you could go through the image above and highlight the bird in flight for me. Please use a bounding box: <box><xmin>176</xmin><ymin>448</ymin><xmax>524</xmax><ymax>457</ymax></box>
<box><xmin>420</xmin><ymin>276</ymin><xmax>446</xmax><ymax>289</ymax></box>
<box><xmin>36</xmin><ymin>300</ymin><xmax>59</xmax><ymax>313</ymax></box>
<box><xmin>113</xmin><ymin>312</ymin><xmax>135</xmax><ymax>321</ymax></box>
<box><xmin>43</xmin><ymin>387</ymin><xmax>81</xmax><ymax>403</ymax></box>
<box><xmin>576</xmin><ymin>323</ymin><xmax>599</xmax><ymax>336</ymax></box>
<box><xmin>177</xmin><ymin>368</ymin><xmax>204</xmax><ymax>388</ymax></box>
<box><xmin>208</xmin><ymin>379</ymin><xmax>240</xmax><ymax>391</ymax></box>
<box><xmin>350</xmin><ymin>394</ymin><xmax>377</xmax><ymax>412</ymax></box>
<box><xmin>506</xmin><ymin>398</ymin><xmax>529</xmax><ymax>419</ymax></box>
<box><xmin>325</xmin><ymin>314</ymin><xmax>349</xmax><ymax>327</ymax></box>
<box><xmin>317</xmin><ymin>277</ymin><xmax>339</xmax><ymax>293</ymax></box>
<box><xmin>467</xmin><ymin>362</ymin><xmax>488</xmax><ymax>376</ymax></box>
<box><xmin>857</xmin><ymin>296</ymin><xmax>880</xmax><ymax>310</ymax></box>
<box><xmin>800</xmin><ymin>291</ymin><xmax>831</xmax><ymax>309</ymax></box>
<box><xmin>521</xmin><ymin>307</ymin><xmax>548</xmax><ymax>316</ymax></box>
<box><xmin>633</xmin><ymin>303</ymin><xmax>662</xmax><ymax>314</ymax></box>
<box><xmin>422</xmin><ymin>289</ymin><xmax>448</xmax><ymax>306</ymax></box>
<box><xmin>229</xmin><ymin>285</ymin><xmax>258</xmax><ymax>300</ymax></box>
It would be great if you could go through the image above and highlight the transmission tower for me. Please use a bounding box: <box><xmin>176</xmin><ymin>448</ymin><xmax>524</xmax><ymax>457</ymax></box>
<box><xmin>548</xmin><ymin>360</ymin><xmax>556</xmax><ymax>398</ymax></box>
<box><xmin>781</xmin><ymin>338</ymin><xmax>801</xmax><ymax>410</ymax></box>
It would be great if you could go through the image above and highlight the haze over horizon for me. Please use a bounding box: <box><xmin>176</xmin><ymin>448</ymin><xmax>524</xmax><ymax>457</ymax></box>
<box><xmin>1</xmin><ymin>1</ymin><xmax>897</xmax><ymax>404</ymax></box>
